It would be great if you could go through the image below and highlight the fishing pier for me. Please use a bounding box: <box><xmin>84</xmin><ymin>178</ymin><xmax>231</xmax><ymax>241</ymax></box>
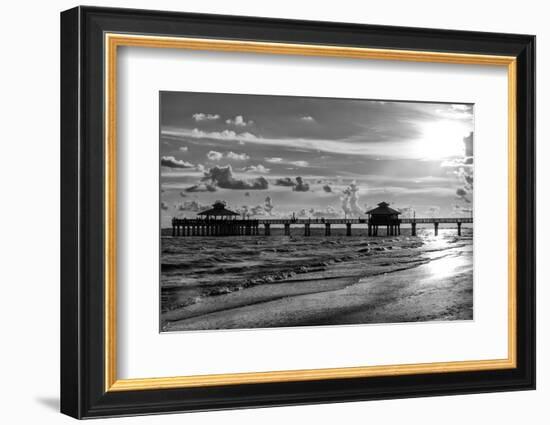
<box><xmin>171</xmin><ymin>217</ymin><xmax>472</xmax><ymax>237</ymax></box>
<box><xmin>171</xmin><ymin>201</ymin><xmax>472</xmax><ymax>237</ymax></box>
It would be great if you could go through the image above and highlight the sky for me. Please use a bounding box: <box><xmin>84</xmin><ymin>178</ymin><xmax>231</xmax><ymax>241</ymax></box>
<box><xmin>159</xmin><ymin>91</ymin><xmax>474</xmax><ymax>227</ymax></box>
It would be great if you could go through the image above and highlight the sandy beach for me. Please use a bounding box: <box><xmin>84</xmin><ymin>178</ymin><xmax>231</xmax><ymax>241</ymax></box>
<box><xmin>160</xmin><ymin>226</ymin><xmax>473</xmax><ymax>331</ymax></box>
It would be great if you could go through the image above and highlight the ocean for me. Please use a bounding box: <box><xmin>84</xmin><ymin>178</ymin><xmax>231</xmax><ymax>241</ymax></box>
<box><xmin>160</xmin><ymin>226</ymin><xmax>473</xmax><ymax>331</ymax></box>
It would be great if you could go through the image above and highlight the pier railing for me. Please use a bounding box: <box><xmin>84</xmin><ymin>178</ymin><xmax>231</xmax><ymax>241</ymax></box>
<box><xmin>400</xmin><ymin>218</ymin><xmax>473</xmax><ymax>224</ymax></box>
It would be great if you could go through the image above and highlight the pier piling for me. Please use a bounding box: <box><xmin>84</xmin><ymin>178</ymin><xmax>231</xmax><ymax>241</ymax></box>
<box><xmin>284</xmin><ymin>223</ymin><xmax>290</xmax><ymax>236</ymax></box>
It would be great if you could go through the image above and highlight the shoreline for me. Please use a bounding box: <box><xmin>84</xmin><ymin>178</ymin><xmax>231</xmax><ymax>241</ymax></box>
<box><xmin>161</xmin><ymin>233</ymin><xmax>473</xmax><ymax>331</ymax></box>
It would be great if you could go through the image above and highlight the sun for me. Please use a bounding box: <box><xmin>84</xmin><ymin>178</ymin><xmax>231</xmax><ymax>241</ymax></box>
<box><xmin>416</xmin><ymin>120</ymin><xmax>468</xmax><ymax>160</ymax></box>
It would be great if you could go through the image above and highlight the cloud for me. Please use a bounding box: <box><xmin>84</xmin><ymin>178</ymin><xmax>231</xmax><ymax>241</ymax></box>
<box><xmin>184</xmin><ymin>183</ymin><xmax>217</xmax><ymax>193</ymax></box>
<box><xmin>179</xmin><ymin>146</ymin><xmax>188</xmax><ymax>152</ymax></box>
<box><xmin>207</xmin><ymin>151</ymin><xmax>223</xmax><ymax>161</ymax></box>
<box><xmin>340</xmin><ymin>182</ymin><xmax>362</xmax><ymax>217</ymax></box>
<box><xmin>227</xmin><ymin>151</ymin><xmax>250</xmax><ymax>161</ymax></box>
<box><xmin>236</xmin><ymin>204</ymin><xmax>266</xmax><ymax>218</ymax></box>
<box><xmin>458</xmin><ymin>167</ymin><xmax>473</xmax><ymax>186</ymax></box>
<box><xmin>162</xmin><ymin>127</ymin><xmax>402</xmax><ymax>157</ymax></box>
<box><xmin>456</xmin><ymin>132</ymin><xmax>474</xmax><ymax>203</ymax></box>
<box><xmin>434</xmin><ymin>105</ymin><xmax>474</xmax><ymax>120</ymax></box>
<box><xmin>202</xmin><ymin>165</ymin><xmax>269</xmax><ymax>190</ymax></box>
<box><xmin>161</xmin><ymin>202</ymin><xmax>169</xmax><ymax>211</ymax></box>
<box><xmin>192</xmin><ymin>113</ymin><xmax>220</xmax><ymax>121</ymax></box>
<box><xmin>274</xmin><ymin>177</ymin><xmax>296</xmax><ymax>187</ymax></box>
<box><xmin>250</xmin><ymin>205</ymin><xmax>266</xmax><ymax>216</ymax></box>
<box><xmin>264</xmin><ymin>157</ymin><xmax>309</xmax><ymax>168</ymax></box>
<box><xmin>273</xmin><ymin>176</ymin><xmax>310</xmax><ymax>191</ymax></box>
<box><xmin>235</xmin><ymin>205</ymin><xmax>250</xmax><ymax>217</ymax></box>
<box><xmin>300</xmin><ymin>116</ymin><xmax>315</xmax><ymax>122</ymax></box>
<box><xmin>316</xmin><ymin>206</ymin><xmax>340</xmax><ymax>218</ymax></box>
<box><xmin>178</xmin><ymin>200</ymin><xmax>208</xmax><ymax>212</ymax></box>
<box><xmin>226</xmin><ymin>115</ymin><xmax>253</xmax><ymax>126</ymax></box>
<box><xmin>181</xmin><ymin>128</ymin><xmax>258</xmax><ymax>143</ymax></box>
<box><xmin>452</xmin><ymin>104</ymin><xmax>473</xmax><ymax>112</ymax></box>
<box><xmin>463</xmin><ymin>131</ymin><xmax>473</xmax><ymax>158</ymax></box>
<box><xmin>456</xmin><ymin>187</ymin><xmax>471</xmax><ymax>203</ymax></box>
<box><xmin>293</xmin><ymin>176</ymin><xmax>310</xmax><ymax>192</ymax></box>
<box><xmin>234</xmin><ymin>196</ymin><xmax>275</xmax><ymax>218</ymax></box>
<box><xmin>298</xmin><ymin>206</ymin><xmax>341</xmax><ymax>218</ymax></box>
<box><xmin>264</xmin><ymin>196</ymin><xmax>274</xmax><ymax>214</ymax></box>
<box><xmin>322</xmin><ymin>184</ymin><xmax>332</xmax><ymax>193</ymax></box>
<box><xmin>440</xmin><ymin>131</ymin><xmax>473</xmax><ymax>169</ymax></box>
<box><xmin>442</xmin><ymin>132</ymin><xmax>473</xmax><ymax>204</ymax></box>
<box><xmin>160</xmin><ymin>156</ymin><xmax>195</xmax><ymax>169</ymax></box>
<box><xmin>243</xmin><ymin>164</ymin><xmax>270</xmax><ymax>173</ymax></box>
<box><xmin>426</xmin><ymin>206</ymin><xmax>441</xmax><ymax>217</ymax></box>
<box><xmin>441</xmin><ymin>158</ymin><xmax>473</xmax><ymax>168</ymax></box>
<box><xmin>453</xmin><ymin>204</ymin><xmax>473</xmax><ymax>216</ymax></box>
<box><xmin>397</xmin><ymin>206</ymin><xmax>415</xmax><ymax>218</ymax></box>
<box><xmin>207</xmin><ymin>151</ymin><xmax>251</xmax><ymax>161</ymax></box>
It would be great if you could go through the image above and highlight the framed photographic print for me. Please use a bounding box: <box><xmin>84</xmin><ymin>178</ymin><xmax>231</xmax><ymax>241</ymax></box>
<box><xmin>60</xmin><ymin>6</ymin><xmax>535</xmax><ymax>419</ymax></box>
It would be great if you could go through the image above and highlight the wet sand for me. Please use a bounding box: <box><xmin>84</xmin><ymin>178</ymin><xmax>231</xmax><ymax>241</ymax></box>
<box><xmin>161</xmin><ymin>229</ymin><xmax>473</xmax><ymax>332</ymax></box>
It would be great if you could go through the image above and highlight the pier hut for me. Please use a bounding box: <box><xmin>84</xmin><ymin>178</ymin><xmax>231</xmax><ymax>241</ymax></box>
<box><xmin>172</xmin><ymin>201</ymin><xmax>260</xmax><ymax>237</ymax></box>
<box><xmin>197</xmin><ymin>201</ymin><xmax>239</xmax><ymax>220</ymax></box>
<box><xmin>366</xmin><ymin>202</ymin><xmax>401</xmax><ymax>236</ymax></box>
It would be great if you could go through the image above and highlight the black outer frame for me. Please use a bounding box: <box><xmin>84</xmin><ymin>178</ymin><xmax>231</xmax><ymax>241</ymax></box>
<box><xmin>60</xmin><ymin>6</ymin><xmax>535</xmax><ymax>419</ymax></box>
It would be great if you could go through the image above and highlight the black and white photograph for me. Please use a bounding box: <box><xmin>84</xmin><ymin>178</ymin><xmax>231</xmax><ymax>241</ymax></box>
<box><xmin>52</xmin><ymin>3</ymin><xmax>539</xmax><ymax>420</ymax></box>
<box><xmin>159</xmin><ymin>92</ymin><xmax>474</xmax><ymax>332</ymax></box>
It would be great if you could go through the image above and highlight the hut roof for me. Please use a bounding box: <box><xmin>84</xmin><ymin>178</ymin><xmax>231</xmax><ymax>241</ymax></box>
<box><xmin>197</xmin><ymin>201</ymin><xmax>239</xmax><ymax>216</ymax></box>
<box><xmin>366</xmin><ymin>202</ymin><xmax>401</xmax><ymax>215</ymax></box>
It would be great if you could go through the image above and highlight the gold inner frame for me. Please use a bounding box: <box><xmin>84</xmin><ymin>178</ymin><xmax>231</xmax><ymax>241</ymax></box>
<box><xmin>104</xmin><ymin>33</ymin><xmax>517</xmax><ymax>392</ymax></box>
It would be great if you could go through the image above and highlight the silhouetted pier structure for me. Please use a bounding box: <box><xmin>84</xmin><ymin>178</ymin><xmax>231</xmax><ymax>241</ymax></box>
<box><xmin>171</xmin><ymin>201</ymin><xmax>259</xmax><ymax>237</ymax></box>
<box><xmin>366</xmin><ymin>202</ymin><xmax>401</xmax><ymax>236</ymax></box>
<box><xmin>172</xmin><ymin>218</ymin><xmax>260</xmax><ymax>237</ymax></box>
<box><xmin>171</xmin><ymin>201</ymin><xmax>472</xmax><ymax>237</ymax></box>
